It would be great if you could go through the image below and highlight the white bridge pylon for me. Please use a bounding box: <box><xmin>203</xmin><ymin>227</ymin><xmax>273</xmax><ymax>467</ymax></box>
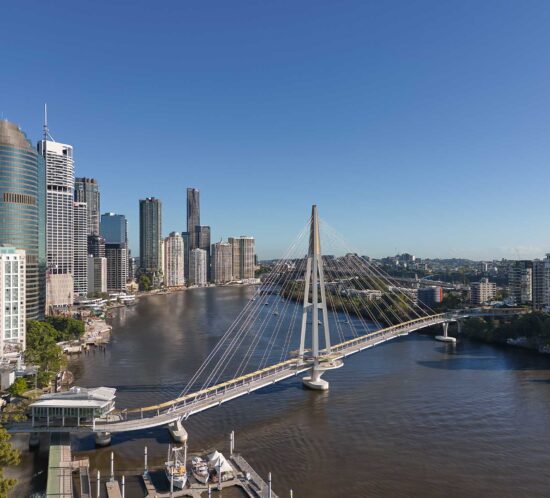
<box><xmin>299</xmin><ymin>205</ymin><xmax>343</xmax><ymax>390</ymax></box>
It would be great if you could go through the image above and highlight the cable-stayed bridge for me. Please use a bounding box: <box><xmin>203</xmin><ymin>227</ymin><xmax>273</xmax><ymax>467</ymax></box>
<box><xmin>8</xmin><ymin>206</ymin><xmax>526</xmax><ymax>440</ymax></box>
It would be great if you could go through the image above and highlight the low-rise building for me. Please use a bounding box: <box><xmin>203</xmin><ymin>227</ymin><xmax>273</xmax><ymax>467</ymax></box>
<box><xmin>471</xmin><ymin>278</ymin><xmax>496</xmax><ymax>305</ymax></box>
<box><xmin>29</xmin><ymin>386</ymin><xmax>116</xmax><ymax>427</ymax></box>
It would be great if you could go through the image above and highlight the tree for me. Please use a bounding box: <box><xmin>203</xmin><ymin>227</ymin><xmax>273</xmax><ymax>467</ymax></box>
<box><xmin>0</xmin><ymin>427</ymin><xmax>20</xmax><ymax>497</ymax></box>
<box><xmin>139</xmin><ymin>274</ymin><xmax>151</xmax><ymax>291</ymax></box>
<box><xmin>7</xmin><ymin>378</ymin><xmax>27</xmax><ymax>397</ymax></box>
<box><xmin>25</xmin><ymin>321</ymin><xmax>64</xmax><ymax>387</ymax></box>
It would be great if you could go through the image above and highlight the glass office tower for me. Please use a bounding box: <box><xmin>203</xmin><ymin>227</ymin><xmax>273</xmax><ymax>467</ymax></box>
<box><xmin>0</xmin><ymin>120</ymin><xmax>46</xmax><ymax>320</ymax></box>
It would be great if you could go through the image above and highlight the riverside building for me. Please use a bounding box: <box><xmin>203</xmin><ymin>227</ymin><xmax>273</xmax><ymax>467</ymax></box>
<box><xmin>87</xmin><ymin>255</ymin><xmax>107</xmax><ymax>295</ymax></box>
<box><xmin>229</xmin><ymin>236</ymin><xmax>256</xmax><ymax>280</ymax></box>
<box><xmin>0</xmin><ymin>120</ymin><xmax>46</xmax><ymax>320</ymax></box>
<box><xmin>0</xmin><ymin>247</ymin><xmax>26</xmax><ymax>358</ymax></box>
<box><xmin>164</xmin><ymin>232</ymin><xmax>185</xmax><ymax>287</ymax></box>
<box><xmin>508</xmin><ymin>260</ymin><xmax>533</xmax><ymax>305</ymax></box>
<box><xmin>38</xmin><ymin>133</ymin><xmax>75</xmax><ymax>310</ymax></box>
<box><xmin>211</xmin><ymin>241</ymin><xmax>232</xmax><ymax>284</ymax></box>
<box><xmin>189</xmin><ymin>248</ymin><xmax>207</xmax><ymax>286</ymax></box>
<box><xmin>139</xmin><ymin>198</ymin><xmax>162</xmax><ymax>282</ymax></box>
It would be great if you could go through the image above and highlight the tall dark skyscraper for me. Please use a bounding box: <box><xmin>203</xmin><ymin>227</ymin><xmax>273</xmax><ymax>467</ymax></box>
<box><xmin>196</xmin><ymin>225</ymin><xmax>211</xmax><ymax>280</ymax></box>
<box><xmin>139</xmin><ymin>197</ymin><xmax>162</xmax><ymax>274</ymax></box>
<box><xmin>186</xmin><ymin>188</ymin><xmax>200</xmax><ymax>250</ymax></box>
<box><xmin>75</xmin><ymin>177</ymin><xmax>100</xmax><ymax>236</ymax></box>
<box><xmin>0</xmin><ymin>120</ymin><xmax>46</xmax><ymax>320</ymax></box>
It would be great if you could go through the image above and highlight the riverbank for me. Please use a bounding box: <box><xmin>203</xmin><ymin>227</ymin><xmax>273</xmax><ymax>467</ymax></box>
<box><xmin>460</xmin><ymin>312</ymin><xmax>550</xmax><ymax>355</ymax></box>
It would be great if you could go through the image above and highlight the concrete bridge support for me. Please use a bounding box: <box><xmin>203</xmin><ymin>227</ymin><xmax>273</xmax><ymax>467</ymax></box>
<box><xmin>302</xmin><ymin>365</ymin><xmax>329</xmax><ymax>391</ymax></box>
<box><xmin>95</xmin><ymin>431</ymin><xmax>112</xmax><ymax>446</ymax></box>
<box><xmin>435</xmin><ymin>322</ymin><xmax>456</xmax><ymax>343</ymax></box>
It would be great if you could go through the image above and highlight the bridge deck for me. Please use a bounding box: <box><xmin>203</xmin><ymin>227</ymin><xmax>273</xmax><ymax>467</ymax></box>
<box><xmin>12</xmin><ymin>314</ymin><xmax>449</xmax><ymax>434</ymax></box>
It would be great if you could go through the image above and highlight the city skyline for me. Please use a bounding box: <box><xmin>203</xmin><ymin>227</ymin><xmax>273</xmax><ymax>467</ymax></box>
<box><xmin>2</xmin><ymin>1</ymin><xmax>550</xmax><ymax>260</ymax></box>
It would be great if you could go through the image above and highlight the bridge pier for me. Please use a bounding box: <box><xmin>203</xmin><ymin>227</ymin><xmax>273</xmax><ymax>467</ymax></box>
<box><xmin>168</xmin><ymin>419</ymin><xmax>188</xmax><ymax>443</ymax></box>
<box><xmin>435</xmin><ymin>322</ymin><xmax>456</xmax><ymax>343</ymax></box>
<box><xmin>95</xmin><ymin>431</ymin><xmax>112</xmax><ymax>446</ymax></box>
<box><xmin>302</xmin><ymin>366</ymin><xmax>329</xmax><ymax>391</ymax></box>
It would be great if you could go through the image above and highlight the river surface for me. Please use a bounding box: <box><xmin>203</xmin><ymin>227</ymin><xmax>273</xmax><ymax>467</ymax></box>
<box><xmin>12</xmin><ymin>286</ymin><xmax>550</xmax><ymax>497</ymax></box>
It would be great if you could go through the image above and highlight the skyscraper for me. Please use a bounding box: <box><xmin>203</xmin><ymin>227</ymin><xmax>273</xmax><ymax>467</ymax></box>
<box><xmin>88</xmin><ymin>234</ymin><xmax>106</xmax><ymax>258</ymax></box>
<box><xmin>0</xmin><ymin>120</ymin><xmax>46</xmax><ymax>320</ymax></box>
<box><xmin>38</xmin><ymin>138</ymin><xmax>74</xmax><ymax>274</ymax></box>
<box><xmin>164</xmin><ymin>232</ymin><xmax>185</xmax><ymax>287</ymax></box>
<box><xmin>508</xmin><ymin>260</ymin><xmax>533</xmax><ymax>305</ymax></box>
<box><xmin>105</xmin><ymin>244</ymin><xmax>128</xmax><ymax>293</ymax></box>
<box><xmin>196</xmin><ymin>225</ymin><xmax>211</xmax><ymax>280</ymax></box>
<box><xmin>87</xmin><ymin>255</ymin><xmax>107</xmax><ymax>296</ymax></box>
<box><xmin>100</xmin><ymin>213</ymin><xmax>127</xmax><ymax>245</ymax></box>
<box><xmin>0</xmin><ymin>247</ymin><xmax>26</xmax><ymax>357</ymax></box>
<box><xmin>74</xmin><ymin>177</ymin><xmax>100</xmax><ymax>235</ymax></box>
<box><xmin>189</xmin><ymin>248</ymin><xmax>207</xmax><ymax>286</ymax></box>
<box><xmin>139</xmin><ymin>198</ymin><xmax>162</xmax><ymax>275</ymax></box>
<box><xmin>211</xmin><ymin>241</ymin><xmax>232</xmax><ymax>284</ymax></box>
<box><xmin>229</xmin><ymin>236</ymin><xmax>256</xmax><ymax>280</ymax></box>
<box><xmin>100</xmin><ymin>213</ymin><xmax>128</xmax><ymax>293</ymax></box>
<box><xmin>186</xmin><ymin>188</ymin><xmax>200</xmax><ymax>250</ymax></box>
<box><xmin>73</xmin><ymin>202</ymin><xmax>88</xmax><ymax>296</ymax></box>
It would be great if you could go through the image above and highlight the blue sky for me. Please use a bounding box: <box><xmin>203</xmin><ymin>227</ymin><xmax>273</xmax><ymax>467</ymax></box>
<box><xmin>2</xmin><ymin>1</ymin><xmax>550</xmax><ymax>260</ymax></box>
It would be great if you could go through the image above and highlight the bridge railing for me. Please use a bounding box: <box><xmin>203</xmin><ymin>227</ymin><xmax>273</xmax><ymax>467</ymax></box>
<box><xmin>105</xmin><ymin>313</ymin><xmax>451</xmax><ymax>426</ymax></box>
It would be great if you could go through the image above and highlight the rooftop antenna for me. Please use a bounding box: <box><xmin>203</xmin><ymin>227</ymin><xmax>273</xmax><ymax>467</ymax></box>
<box><xmin>43</xmin><ymin>103</ymin><xmax>55</xmax><ymax>142</ymax></box>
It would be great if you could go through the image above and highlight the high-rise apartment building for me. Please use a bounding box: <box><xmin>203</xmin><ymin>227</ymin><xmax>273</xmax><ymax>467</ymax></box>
<box><xmin>211</xmin><ymin>241</ymin><xmax>232</xmax><ymax>284</ymax></box>
<box><xmin>73</xmin><ymin>202</ymin><xmax>88</xmax><ymax>296</ymax></box>
<box><xmin>229</xmin><ymin>236</ymin><xmax>256</xmax><ymax>280</ymax></box>
<box><xmin>0</xmin><ymin>247</ymin><xmax>26</xmax><ymax>357</ymax></box>
<box><xmin>74</xmin><ymin>177</ymin><xmax>100</xmax><ymax>235</ymax></box>
<box><xmin>189</xmin><ymin>248</ymin><xmax>207</xmax><ymax>286</ymax></box>
<box><xmin>186</xmin><ymin>188</ymin><xmax>200</xmax><ymax>250</ymax></box>
<box><xmin>100</xmin><ymin>213</ymin><xmax>127</xmax><ymax>245</ymax></box>
<box><xmin>532</xmin><ymin>259</ymin><xmax>545</xmax><ymax>310</ymax></box>
<box><xmin>471</xmin><ymin>278</ymin><xmax>496</xmax><ymax>305</ymax></box>
<box><xmin>105</xmin><ymin>243</ymin><xmax>128</xmax><ymax>293</ymax></box>
<box><xmin>508</xmin><ymin>260</ymin><xmax>533</xmax><ymax>304</ymax></box>
<box><xmin>87</xmin><ymin>255</ymin><xmax>107</xmax><ymax>295</ymax></box>
<box><xmin>139</xmin><ymin>198</ymin><xmax>162</xmax><ymax>274</ymax></box>
<box><xmin>0</xmin><ymin>120</ymin><xmax>45</xmax><ymax>320</ymax></box>
<box><xmin>164</xmin><ymin>232</ymin><xmax>185</xmax><ymax>287</ymax></box>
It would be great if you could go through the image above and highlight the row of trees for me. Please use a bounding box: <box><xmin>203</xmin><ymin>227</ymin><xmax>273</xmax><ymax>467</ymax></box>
<box><xmin>462</xmin><ymin>313</ymin><xmax>550</xmax><ymax>347</ymax></box>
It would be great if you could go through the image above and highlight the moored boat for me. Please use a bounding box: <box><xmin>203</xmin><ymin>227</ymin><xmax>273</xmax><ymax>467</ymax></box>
<box><xmin>165</xmin><ymin>444</ymin><xmax>188</xmax><ymax>489</ymax></box>
<box><xmin>191</xmin><ymin>455</ymin><xmax>209</xmax><ymax>484</ymax></box>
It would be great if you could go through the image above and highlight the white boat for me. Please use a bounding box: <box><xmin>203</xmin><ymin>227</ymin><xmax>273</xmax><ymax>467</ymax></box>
<box><xmin>165</xmin><ymin>444</ymin><xmax>188</xmax><ymax>489</ymax></box>
<box><xmin>191</xmin><ymin>456</ymin><xmax>209</xmax><ymax>484</ymax></box>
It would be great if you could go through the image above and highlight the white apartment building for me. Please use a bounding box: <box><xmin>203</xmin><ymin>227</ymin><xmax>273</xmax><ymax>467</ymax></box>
<box><xmin>189</xmin><ymin>248</ymin><xmax>207</xmax><ymax>287</ymax></box>
<box><xmin>0</xmin><ymin>247</ymin><xmax>26</xmax><ymax>357</ymax></box>
<box><xmin>164</xmin><ymin>232</ymin><xmax>185</xmax><ymax>287</ymax></box>
<box><xmin>470</xmin><ymin>278</ymin><xmax>496</xmax><ymax>305</ymax></box>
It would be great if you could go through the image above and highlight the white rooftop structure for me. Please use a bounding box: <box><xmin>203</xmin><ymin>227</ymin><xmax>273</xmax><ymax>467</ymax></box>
<box><xmin>30</xmin><ymin>386</ymin><xmax>116</xmax><ymax>427</ymax></box>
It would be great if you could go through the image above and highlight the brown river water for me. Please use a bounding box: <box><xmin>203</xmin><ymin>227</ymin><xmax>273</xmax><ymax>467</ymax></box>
<box><xmin>10</xmin><ymin>286</ymin><xmax>550</xmax><ymax>497</ymax></box>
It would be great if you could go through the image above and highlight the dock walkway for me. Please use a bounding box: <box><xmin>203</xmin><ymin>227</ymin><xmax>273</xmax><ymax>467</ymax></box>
<box><xmin>46</xmin><ymin>433</ymin><xmax>73</xmax><ymax>498</ymax></box>
<box><xmin>231</xmin><ymin>454</ymin><xmax>279</xmax><ymax>498</ymax></box>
